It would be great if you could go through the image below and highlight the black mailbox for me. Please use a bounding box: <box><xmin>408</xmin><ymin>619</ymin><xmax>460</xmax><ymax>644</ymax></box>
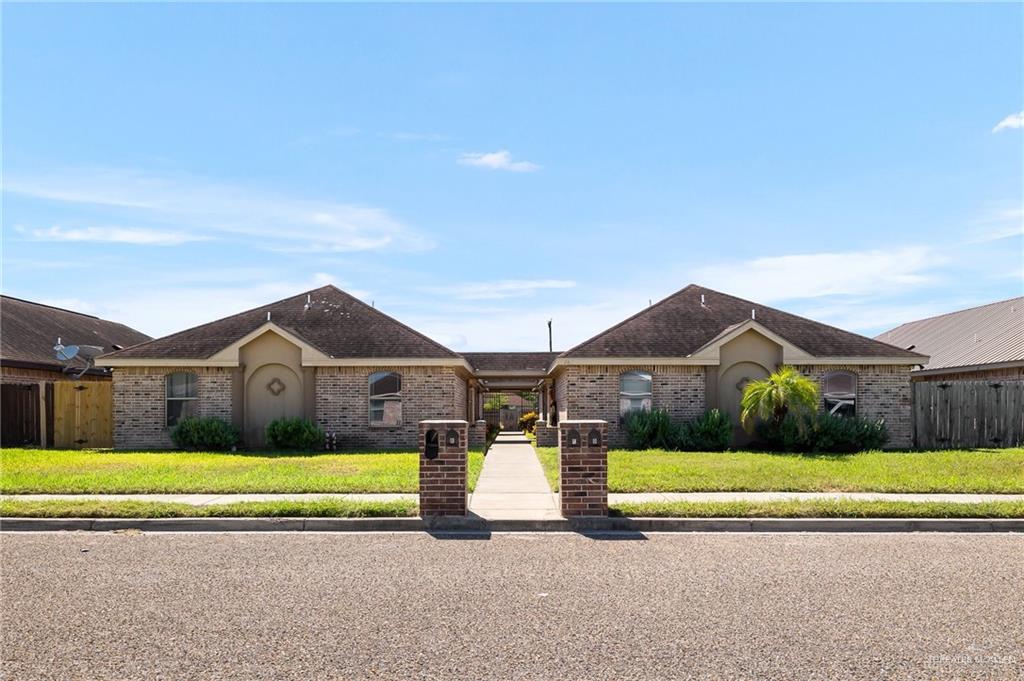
<box><xmin>587</xmin><ymin>428</ymin><xmax>602</xmax><ymax>448</ymax></box>
<box><xmin>446</xmin><ymin>428</ymin><xmax>460</xmax><ymax>447</ymax></box>
<box><xmin>567</xmin><ymin>428</ymin><xmax>581</xmax><ymax>448</ymax></box>
<box><xmin>424</xmin><ymin>429</ymin><xmax>439</xmax><ymax>460</ymax></box>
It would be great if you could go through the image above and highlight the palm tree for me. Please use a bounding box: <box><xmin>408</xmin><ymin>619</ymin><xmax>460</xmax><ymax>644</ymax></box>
<box><xmin>740</xmin><ymin>366</ymin><xmax>819</xmax><ymax>433</ymax></box>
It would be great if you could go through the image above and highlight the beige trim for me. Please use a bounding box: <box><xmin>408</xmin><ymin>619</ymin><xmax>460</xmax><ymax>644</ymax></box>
<box><xmin>304</xmin><ymin>357</ymin><xmax>474</xmax><ymax>370</ymax></box>
<box><xmin>98</xmin><ymin>323</ymin><xmax>474</xmax><ymax>371</ymax></box>
<box><xmin>207</xmin><ymin>323</ymin><xmax>333</xmax><ymax>364</ymax></box>
<box><xmin>97</xmin><ymin>358</ymin><xmax>240</xmax><ymax>367</ymax></box>
<box><xmin>687</xmin><ymin>320</ymin><xmax>816</xmax><ymax>363</ymax></box>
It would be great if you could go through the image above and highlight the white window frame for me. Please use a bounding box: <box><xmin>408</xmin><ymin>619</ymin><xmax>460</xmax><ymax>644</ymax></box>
<box><xmin>165</xmin><ymin>372</ymin><xmax>198</xmax><ymax>427</ymax></box>
<box><xmin>619</xmin><ymin>370</ymin><xmax>653</xmax><ymax>417</ymax></box>
<box><xmin>369</xmin><ymin>371</ymin><xmax>402</xmax><ymax>426</ymax></box>
<box><xmin>822</xmin><ymin>370</ymin><xmax>857</xmax><ymax>417</ymax></box>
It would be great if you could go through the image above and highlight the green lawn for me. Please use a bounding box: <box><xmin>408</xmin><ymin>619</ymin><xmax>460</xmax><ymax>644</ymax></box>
<box><xmin>0</xmin><ymin>498</ymin><xmax>416</xmax><ymax>518</ymax></box>
<box><xmin>611</xmin><ymin>499</ymin><xmax>1024</xmax><ymax>519</ymax></box>
<box><xmin>1</xmin><ymin>448</ymin><xmax>486</xmax><ymax>494</ymax></box>
<box><xmin>536</xmin><ymin>447</ymin><xmax>1024</xmax><ymax>493</ymax></box>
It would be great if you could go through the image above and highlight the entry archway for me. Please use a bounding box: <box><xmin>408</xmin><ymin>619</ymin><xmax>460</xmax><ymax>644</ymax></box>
<box><xmin>245</xmin><ymin>363</ymin><xmax>303</xmax><ymax>446</ymax></box>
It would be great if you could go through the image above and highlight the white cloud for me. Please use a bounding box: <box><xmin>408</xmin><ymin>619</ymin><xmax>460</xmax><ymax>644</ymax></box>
<box><xmin>31</xmin><ymin>225</ymin><xmax>209</xmax><ymax>246</ymax></box>
<box><xmin>3</xmin><ymin>167</ymin><xmax>432</xmax><ymax>253</ymax></box>
<box><xmin>65</xmin><ymin>273</ymin><xmax>372</xmax><ymax>338</ymax></box>
<box><xmin>992</xmin><ymin>111</ymin><xmax>1024</xmax><ymax>132</ymax></box>
<box><xmin>964</xmin><ymin>207</ymin><xmax>1024</xmax><ymax>244</ymax></box>
<box><xmin>691</xmin><ymin>247</ymin><xmax>946</xmax><ymax>302</ymax></box>
<box><xmin>424</xmin><ymin>279</ymin><xmax>576</xmax><ymax>300</ymax></box>
<box><xmin>457</xmin><ymin>150</ymin><xmax>540</xmax><ymax>172</ymax></box>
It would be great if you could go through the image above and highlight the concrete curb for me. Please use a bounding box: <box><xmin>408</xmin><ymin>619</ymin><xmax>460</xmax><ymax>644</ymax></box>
<box><xmin>2</xmin><ymin>516</ymin><xmax>1023</xmax><ymax>533</ymax></box>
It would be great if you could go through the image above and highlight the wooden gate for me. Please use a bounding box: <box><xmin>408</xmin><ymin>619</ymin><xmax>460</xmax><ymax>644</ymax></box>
<box><xmin>1</xmin><ymin>383</ymin><xmax>41</xmax><ymax>446</ymax></box>
<box><xmin>913</xmin><ymin>380</ymin><xmax>1024</xmax><ymax>449</ymax></box>
<box><xmin>53</xmin><ymin>381</ymin><xmax>113</xmax><ymax>448</ymax></box>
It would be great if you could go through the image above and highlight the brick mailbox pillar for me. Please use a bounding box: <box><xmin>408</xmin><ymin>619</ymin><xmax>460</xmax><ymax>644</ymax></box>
<box><xmin>418</xmin><ymin>420</ymin><xmax>468</xmax><ymax>517</ymax></box>
<box><xmin>558</xmin><ymin>420</ymin><xmax>608</xmax><ymax>517</ymax></box>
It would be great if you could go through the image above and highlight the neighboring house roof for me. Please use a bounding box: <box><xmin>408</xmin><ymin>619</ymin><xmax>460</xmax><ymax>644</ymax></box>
<box><xmin>102</xmin><ymin>285</ymin><xmax>460</xmax><ymax>361</ymax></box>
<box><xmin>875</xmin><ymin>296</ymin><xmax>1024</xmax><ymax>372</ymax></box>
<box><xmin>1</xmin><ymin>295</ymin><xmax>151</xmax><ymax>372</ymax></box>
<box><xmin>560</xmin><ymin>284</ymin><xmax>925</xmax><ymax>361</ymax></box>
<box><xmin>462</xmin><ymin>352</ymin><xmax>561</xmax><ymax>373</ymax></box>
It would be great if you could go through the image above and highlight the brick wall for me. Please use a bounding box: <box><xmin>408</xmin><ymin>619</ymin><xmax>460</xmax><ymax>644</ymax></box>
<box><xmin>559</xmin><ymin>420</ymin><xmax>608</xmax><ymax>517</ymax></box>
<box><xmin>112</xmin><ymin>367</ymin><xmax>233</xmax><ymax>449</ymax></box>
<box><xmin>797</xmin><ymin>364</ymin><xmax>914</xmax><ymax>448</ymax></box>
<box><xmin>555</xmin><ymin>365</ymin><xmax>705</xmax><ymax>447</ymax></box>
<box><xmin>316</xmin><ymin>366</ymin><xmax>467</xmax><ymax>449</ymax></box>
<box><xmin>418</xmin><ymin>420</ymin><xmax>468</xmax><ymax>516</ymax></box>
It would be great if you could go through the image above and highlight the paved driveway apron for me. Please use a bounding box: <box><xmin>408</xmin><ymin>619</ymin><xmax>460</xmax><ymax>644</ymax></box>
<box><xmin>469</xmin><ymin>431</ymin><xmax>559</xmax><ymax>520</ymax></box>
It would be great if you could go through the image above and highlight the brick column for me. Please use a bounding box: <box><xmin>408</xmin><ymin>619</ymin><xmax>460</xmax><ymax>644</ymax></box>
<box><xmin>559</xmin><ymin>420</ymin><xmax>608</xmax><ymax>517</ymax></box>
<box><xmin>418</xmin><ymin>420</ymin><xmax>468</xmax><ymax>516</ymax></box>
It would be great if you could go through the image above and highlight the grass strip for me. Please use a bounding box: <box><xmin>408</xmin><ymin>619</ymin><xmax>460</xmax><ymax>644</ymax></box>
<box><xmin>1</xmin><ymin>448</ymin><xmax>486</xmax><ymax>495</ymax></box>
<box><xmin>610</xmin><ymin>499</ymin><xmax>1024</xmax><ymax>519</ymax></box>
<box><xmin>536</xmin><ymin>447</ymin><xmax>1024</xmax><ymax>494</ymax></box>
<box><xmin>0</xmin><ymin>498</ymin><xmax>417</xmax><ymax>519</ymax></box>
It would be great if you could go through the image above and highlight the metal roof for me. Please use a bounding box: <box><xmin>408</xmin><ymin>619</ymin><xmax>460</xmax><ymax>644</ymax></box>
<box><xmin>875</xmin><ymin>296</ymin><xmax>1024</xmax><ymax>371</ymax></box>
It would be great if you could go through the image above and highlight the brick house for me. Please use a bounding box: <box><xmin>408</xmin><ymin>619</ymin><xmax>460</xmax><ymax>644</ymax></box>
<box><xmin>534</xmin><ymin>285</ymin><xmax>927</xmax><ymax>448</ymax></box>
<box><xmin>98</xmin><ymin>286</ymin><xmax>485</xmax><ymax>449</ymax></box>
<box><xmin>98</xmin><ymin>284</ymin><xmax>926</xmax><ymax>450</ymax></box>
<box><xmin>1</xmin><ymin>296</ymin><xmax>151</xmax><ymax>447</ymax></box>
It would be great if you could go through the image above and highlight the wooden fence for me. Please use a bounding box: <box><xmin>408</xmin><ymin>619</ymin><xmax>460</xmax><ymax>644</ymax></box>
<box><xmin>52</xmin><ymin>381</ymin><xmax>113</xmax><ymax>448</ymax></box>
<box><xmin>913</xmin><ymin>380</ymin><xmax>1024</xmax><ymax>449</ymax></box>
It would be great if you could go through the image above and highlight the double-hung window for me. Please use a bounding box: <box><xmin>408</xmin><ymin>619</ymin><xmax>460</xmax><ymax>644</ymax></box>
<box><xmin>166</xmin><ymin>372</ymin><xmax>198</xmax><ymax>427</ymax></box>
<box><xmin>369</xmin><ymin>371</ymin><xmax>402</xmax><ymax>426</ymax></box>
<box><xmin>823</xmin><ymin>371</ymin><xmax>857</xmax><ymax>417</ymax></box>
<box><xmin>619</xmin><ymin>371</ymin><xmax>653</xmax><ymax>417</ymax></box>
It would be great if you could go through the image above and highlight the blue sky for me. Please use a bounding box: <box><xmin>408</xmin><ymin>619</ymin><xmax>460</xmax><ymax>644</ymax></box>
<box><xmin>3</xmin><ymin>3</ymin><xmax>1021</xmax><ymax>351</ymax></box>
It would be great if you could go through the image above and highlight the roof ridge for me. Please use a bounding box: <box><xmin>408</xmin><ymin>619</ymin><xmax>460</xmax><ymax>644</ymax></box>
<box><xmin>100</xmin><ymin>287</ymin><xmax>324</xmax><ymax>359</ymax></box>
<box><xmin>694</xmin><ymin>287</ymin><xmax>927</xmax><ymax>358</ymax></box>
<box><xmin>1</xmin><ymin>294</ymin><xmax>101</xmax><ymax>320</ymax></box>
<box><xmin>559</xmin><ymin>284</ymin><xmax>700</xmax><ymax>357</ymax></box>
<box><xmin>319</xmin><ymin>285</ymin><xmax>459</xmax><ymax>358</ymax></box>
<box><xmin>881</xmin><ymin>295</ymin><xmax>1024</xmax><ymax>334</ymax></box>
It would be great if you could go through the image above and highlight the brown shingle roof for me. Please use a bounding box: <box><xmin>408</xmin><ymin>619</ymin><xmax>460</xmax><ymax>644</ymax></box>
<box><xmin>462</xmin><ymin>352</ymin><xmax>560</xmax><ymax>373</ymax></box>
<box><xmin>875</xmin><ymin>296</ymin><xmax>1024</xmax><ymax>371</ymax></box>
<box><xmin>1</xmin><ymin>296</ymin><xmax>151</xmax><ymax>370</ymax></box>
<box><xmin>560</xmin><ymin>285</ymin><xmax>925</xmax><ymax>360</ymax></box>
<box><xmin>103</xmin><ymin>285</ymin><xmax>459</xmax><ymax>360</ymax></box>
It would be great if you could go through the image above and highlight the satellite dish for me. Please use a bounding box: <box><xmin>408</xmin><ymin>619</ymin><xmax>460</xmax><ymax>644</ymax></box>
<box><xmin>54</xmin><ymin>343</ymin><xmax>80</xmax><ymax>361</ymax></box>
<box><xmin>53</xmin><ymin>338</ymin><xmax>105</xmax><ymax>378</ymax></box>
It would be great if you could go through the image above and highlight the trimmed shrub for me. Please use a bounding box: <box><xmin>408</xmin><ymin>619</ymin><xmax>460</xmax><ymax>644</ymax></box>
<box><xmin>265</xmin><ymin>417</ymin><xmax>326</xmax><ymax>450</ymax></box>
<box><xmin>170</xmin><ymin>417</ymin><xmax>239</xmax><ymax>451</ymax></box>
<box><xmin>518</xmin><ymin>411</ymin><xmax>539</xmax><ymax>434</ymax></box>
<box><xmin>624</xmin><ymin>409</ymin><xmax>683</xmax><ymax>450</ymax></box>
<box><xmin>682</xmin><ymin>409</ymin><xmax>732</xmax><ymax>451</ymax></box>
<box><xmin>757</xmin><ymin>413</ymin><xmax>889</xmax><ymax>453</ymax></box>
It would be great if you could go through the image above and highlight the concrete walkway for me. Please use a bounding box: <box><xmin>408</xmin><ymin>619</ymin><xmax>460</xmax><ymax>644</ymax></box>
<box><xmin>467</xmin><ymin>431</ymin><xmax>561</xmax><ymax>520</ymax></box>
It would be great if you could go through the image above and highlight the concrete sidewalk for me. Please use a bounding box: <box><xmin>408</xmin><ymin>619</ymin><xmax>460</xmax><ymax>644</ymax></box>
<box><xmin>468</xmin><ymin>431</ymin><xmax>561</xmax><ymax>520</ymax></box>
<box><xmin>610</xmin><ymin>492</ymin><xmax>1024</xmax><ymax>504</ymax></box>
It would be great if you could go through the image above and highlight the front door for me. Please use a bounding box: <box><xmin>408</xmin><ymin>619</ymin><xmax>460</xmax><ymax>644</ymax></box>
<box><xmin>718</xmin><ymin>361</ymin><xmax>770</xmax><ymax>445</ymax></box>
<box><xmin>245</xmin><ymin>363</ymin><xmax>303</xmax><ymax>446</ymax></box>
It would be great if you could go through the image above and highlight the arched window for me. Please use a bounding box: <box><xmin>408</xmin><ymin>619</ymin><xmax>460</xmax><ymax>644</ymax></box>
<box><xmin>619</xmin><ymin>371</ymin><xmax>652</xmax><ymax>417</ymax></box>
<box><xmin>166</xmin><ymin>372</ymin><xmax>198</xmax><ymax>427</ymax></box>
<box><xmin>369</xmin><ymin>371</ymin><xmax>402</xmax><ymax>426</ymax></box>
<box><xmin>823</xmin><ymin>371</ymin><xmax>857</xmax><ymax>417</ymax></box>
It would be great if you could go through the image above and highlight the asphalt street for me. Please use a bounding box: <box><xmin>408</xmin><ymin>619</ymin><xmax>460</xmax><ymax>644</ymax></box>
<box><xmin>2</xmin><ymin>532</ymin><xmax>1021</xmax><ymax>680</ymax></box>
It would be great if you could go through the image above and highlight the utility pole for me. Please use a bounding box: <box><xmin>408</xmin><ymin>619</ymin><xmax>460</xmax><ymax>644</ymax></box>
<box><xmin>547</xmin><ymin>319</ymin><xmax>553</xmax><ymax>352</ymax></box>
